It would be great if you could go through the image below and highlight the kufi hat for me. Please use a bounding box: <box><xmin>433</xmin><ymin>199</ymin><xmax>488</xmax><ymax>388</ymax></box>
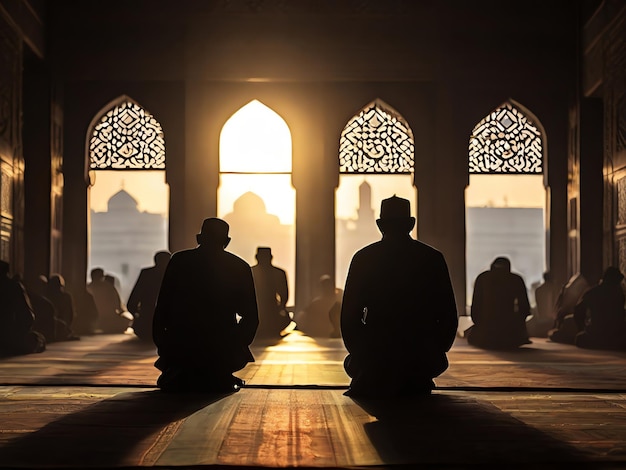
<box><xmin>378</xmin><ymin>195</ymin><xmax>412</xmax><ymax>221</ymax></box>
<box><xmin>199</xmin><ymin>218</ymin><xmax>229</xmax><ymax>239</ymax></box>
<box><xmin>256</xmin><ymin>247</ymin><xmax>272</xmax><ymax>257</ymax></box>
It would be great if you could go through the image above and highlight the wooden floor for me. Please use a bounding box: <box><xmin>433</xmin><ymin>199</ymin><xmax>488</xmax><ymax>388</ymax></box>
<box><xmin>0</xmin><ymin>330</ymin><xmax>626</xmax><ymax>468</ymax></box>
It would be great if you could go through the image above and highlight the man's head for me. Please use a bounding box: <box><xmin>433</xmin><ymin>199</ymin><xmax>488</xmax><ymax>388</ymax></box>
<box><xmin>491</xmin><ymin>257</ymin><xmax>511</xmax><ymax>272</ymax></box>
<box><xmin>256</xmin><ymin>247</ymin><xmax>273</xmax><ymax>264</ymax></box>
<box><xmin>601</xmin><ymin>266</ymin><xmax>624</xmax><ymax>285</ymax></box>
<box><xmin>90</xmin><ymin>268</ymin><xmax>105</xmax><ymax>282</ymax></box>
<box><xmin>48</xmin><ymin>273</ymin><xmax>65</xmax><ymax>291</ymax></box>
<box><xmin>376</xmin><ymin>195</ymin><xmax>416</xmax><ymax>234</ymax></box>
<box><xmin>196</xmin><ymin>218</ymin><xmax>231</xmax><ymax>249</ymax></box>
<box><xmin>154</xmin><ymin>250</ymin><xmax>171</xmax><ymax>266</ymax></box>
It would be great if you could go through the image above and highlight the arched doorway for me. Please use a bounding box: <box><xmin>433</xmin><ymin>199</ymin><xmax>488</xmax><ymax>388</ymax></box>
<box><xmin>217</xmin><ymin>99</ymin><xmax>295</xmax><ymax>306</ymax></box>
<box><xmin>465</xmin><ymin>99</ymin><xmax>547</xmax><ymax>312</ymax></box>
<box><xmin>335</xmin><ymin>99</ymin><xmax>416</xmax><ymax>290</ymax></box>
<box><xmin>86</xmin><ymin>96</ymin><xmax>169</xmax><ymax>302</ymax></box>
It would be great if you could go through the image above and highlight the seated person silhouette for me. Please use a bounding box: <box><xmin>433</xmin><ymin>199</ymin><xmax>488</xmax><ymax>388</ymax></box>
<box><xmin>295</xmin><ymin>274</ymin><xmax>343</xmax><ymax>338</ymax></box>
<box><xmin>465</xmin><ymin>257</ymin><xmax>531</xmax><ymax>350</ymax></box>
<box><xmin>127</xmin><ymin>250</ymin><xmax>171</xmax><ymax>341</ymax></box>
<box><xmin>251</xmin><ymin>247</ymin><xmax>290</xmax><ymax>342</ymax></box>
<box><xmin>341</xmin><ymin>196</ymin><xmax>458</xmax><ymax>398</ymax></box>
<box><xmin>0</xmin><ymin>261</ymin><xmax>46</xmax><ymax>356</ymax></box>
<box><xmin>87</xmin><ymin>268</ymin><xmax>130</xmax><ymax>334</ymax></box>
<box><xmin>548</xmin><ymin>273</ymin><xmax>590</xmax><ymax>345</ymax></box>
<box><xmin>153</xmin><ymin>218</ymin><xmax>259</xmax><ymax>392</ymax></box>
<box><xmin>574</xmin><ymin>267</ymin><xmax>626</xmax><ymax>350</ymax></box>
<box><xmin>46</xmin><ymin>274</ymin><xmax>80</xmax><ymax>341</ymax></box>
<box><xmin>24</xmin><ymin>275</ymin><xmax>60</xmax><ymax>342</ymax></box>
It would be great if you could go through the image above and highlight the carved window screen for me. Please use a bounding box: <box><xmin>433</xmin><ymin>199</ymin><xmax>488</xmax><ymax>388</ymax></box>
<box><xmin>340</xmin><ymin>100</ymin><xmax>414</xmax><ymax>174</ymax></box>
<box><xmin>89</xmin><ymin>101</ymin><xmax>165</xmax><ymax>170</ymax></box>
<box><xmin>469</xmin><ymin>102</ymin><xmax>543</xmax><ymax>174</ymax></box>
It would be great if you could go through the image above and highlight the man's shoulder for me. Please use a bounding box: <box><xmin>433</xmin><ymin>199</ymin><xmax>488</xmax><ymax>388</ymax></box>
<box><xmin>170</xmin><ymin>247</ymin><xmax>196</xmax><ymax>259</ymax></box>
<box><xmin>223</xmin><ymin>250</ymin><xmax>252</xmax><ymax>268</ymax></box>
<box><xmin>356</xmin><ymin>238</ymin><xmax>443</xmax><ymax>257</ymax></box>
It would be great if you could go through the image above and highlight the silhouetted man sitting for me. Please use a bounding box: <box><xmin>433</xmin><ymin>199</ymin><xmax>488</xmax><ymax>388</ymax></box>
<box><xmin>574</xmin><ymin>267</ymin><xmax>626</xmax><ymax>351</ymax></box>
<box><xmin>548</xmin><ymin>272</ymin><xmax>590</xmax><ymax>345</ymax></box>
<box><xmin>87</xmin><ymin>268</ymin><xmax>129</xmax><ymax>334</ymax></box>
<box><xmin>46</xmin><ymin>274</ymin><xmax>80</xmax><ymax>341</ymax></box>
<box><xmin>251</xmin><ymin>246</ymin><xmax>290</xmax><ymax>342</ymax></box>
<box><xmin>153</xmin><ymin>218</ymin><xmax>259</xmax><ymax>392</ymax></box>
<box><xmin>466</xmin><ymin>257</ymin><xmax>531</xmax><ymax>350</ymax></box>
<box><xmin>295</xmin><ymin>274</ymin><xmax>343</xmax><ymax>338</ymax></box>
<box><xmin>0</xmin><ymin>261</ymin><xmax>46</xmax><ymax>356</ymax></box>
<box><xmin>127</xmin><ymin>250</ymin><xmax>171</xmax><ymax>341</ymax></box>
<box><xmin>341</xmin><ymin>196</ymin><xmax>458</xmax><ymax>398</ymax></box>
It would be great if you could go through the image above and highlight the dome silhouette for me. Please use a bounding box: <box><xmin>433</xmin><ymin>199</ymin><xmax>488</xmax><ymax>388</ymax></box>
<box><xmin>233</xmin><ymin>191</ymin><xmax>267</xmax><ymax>215</ymax></box>
<box><xmin>107</xmin><ymin>189</ymin><xmax>139</xmax><ymax>212</ymax></box>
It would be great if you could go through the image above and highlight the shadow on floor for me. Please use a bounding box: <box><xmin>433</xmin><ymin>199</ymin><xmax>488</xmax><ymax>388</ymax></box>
<box><xmin>353</xmin><ymin>393</ymin><xmax>590</xmax><ymax>466</ymax></box>
<box><xmin>0</xmin><ymin>389</ymin><xmax>230</xmax><ymax>467</ymax></box>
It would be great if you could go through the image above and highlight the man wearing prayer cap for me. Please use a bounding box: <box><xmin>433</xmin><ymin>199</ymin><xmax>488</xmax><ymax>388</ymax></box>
<box><xmin>152</xmin><ymin>217</ymin><xmax>259</xmax><ymax>392</ymax></box>
<box><xmin>340</xmin><ymin>195</ymin><xmax>458</xmax><ymax>398</ymax></box>
<box><xmin>251</xmin><ymin>246</ymin><xmax>290</xmax><ymax>341</ymax></box>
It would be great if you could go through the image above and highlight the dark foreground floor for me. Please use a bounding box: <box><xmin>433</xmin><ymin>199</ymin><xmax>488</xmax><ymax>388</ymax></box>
<box><xmin>0</xmin><ymin>331</ymin><xmax>625</xmax><ymax>469</ymax></box>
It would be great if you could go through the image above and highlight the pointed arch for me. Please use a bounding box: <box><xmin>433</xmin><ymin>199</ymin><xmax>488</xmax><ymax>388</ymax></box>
<box><xmin>85</xmin><ymin>95</ymin><xmax>169</xmax><ymax>303</ymax></box>
<box><xmin>339</xmin><ymin>98</ymin><xmax>414</xmax><ymax>174</ymax></box>
<box><xmin>336</xmin><ymin>99</ymin><xmax>417</xmax><ymax>290</ymax></box>
<box><xmin>469</xmin><ymin>99</ymin><xmax>545</xmax><ymax>175</ymax></box>
<box><xmin>87</xmin><ymin>95</ymin><xmax>165</xmax><ymax>171</ymax></box>
<box><xmin>217</xmin><ymin>99</ymin><xmax>295</xmax><ymax>306</ymax></box>
<box><xmin>465</xmin><ymin>99</ymin><xmax>548</xmax><ymax>310</ymax></box>
<box><xmin>220</xmin><ymin>99</ymin><xmax>292</xmax><ymax>173</ymax></box>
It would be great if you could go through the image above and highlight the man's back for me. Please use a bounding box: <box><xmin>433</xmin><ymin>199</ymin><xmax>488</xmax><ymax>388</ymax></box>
<box><xmin>342</xmin><ymin>237</ymin><xmax>457</xmax><ymax>359</ymax></box>
<box><xmin>340</xmin><ymin>195</ymin><xmax>458</xmax><ymax>398</ymax></box>
<box><xmin>154</xmin><ymin>246</ymin><xmax>258</xmax><ymax>369</ymax></box>
<box><xmin>471</xmin><ymin>269</ymin><xmax>529</xmax><ymax>326</ymax></box>
<box><xmin>152</xmin><ymin>217</ymin><xmax>259</xmax><ymax>392</ymax></box>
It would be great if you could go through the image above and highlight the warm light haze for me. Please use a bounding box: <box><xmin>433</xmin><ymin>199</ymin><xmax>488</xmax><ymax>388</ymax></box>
<box><xmin>466</xmin><ymin>174</ymin><xmax>545</xmax><ymax>208</ymax></box>
<box><xmin>89</xmin><ymin>170</ymin><xmax>169</xmax><ymax>214</ymax></box>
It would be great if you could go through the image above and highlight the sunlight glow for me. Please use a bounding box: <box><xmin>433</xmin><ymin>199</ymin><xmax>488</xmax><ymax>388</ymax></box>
<box><xmin>466</xmin><ymin>175</ymin><xmax>545</xmax><ymax>208</ymax></box>
<box><xmin>218</xmin><ymin>100</ymin><xmax>295</xmax><ymax>304</ymax></box>
<box><xmin>220</xmin><ymin>100</ymin><xmax>292</xmax><ymax>173</ymax></box>
<box><xmin>89</xmin><ymin>170</ymin><xmax>169</xmax><ymax>214</ymax></box>
<box><xmin>219</xmin><ymin>174</ymin><xmax>295</xmax><ymax>225</ymax></box>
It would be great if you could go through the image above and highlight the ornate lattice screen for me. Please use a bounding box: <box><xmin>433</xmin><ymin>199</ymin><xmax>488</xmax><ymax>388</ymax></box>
<box><xmin>469</xmin><ymin>102</ymin><xmax>543</xmax><ymax>174</ymax></box>
<box><xmin>339</xmin><ymin>100</ymin><xmax>414</xmax><ymax>174</ymax></box>
<box><xmin>89</xmin><ymin>100</ymin><xmax>165</xmax><ymax>170</ymax></box>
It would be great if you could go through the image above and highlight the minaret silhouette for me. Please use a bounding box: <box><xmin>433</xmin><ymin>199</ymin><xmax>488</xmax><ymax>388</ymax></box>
<box><xmin>356</xmin><ymin>181</ymin><xmax>375</xmax><ymax>227</ymax></box>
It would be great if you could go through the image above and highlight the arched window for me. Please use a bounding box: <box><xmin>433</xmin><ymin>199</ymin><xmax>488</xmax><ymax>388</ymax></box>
<box><xmin>339</xmin><ymin>99</ymin><xmax>414</xmax><ymax>174</ymax></box>
<box><xmin>87</xmin><ymin>96</ymin><xmax>169</xmax><ymax>302</ymax></box>
<box><xmin>336</xmin><ymin>99</ymin><xmax>416</xmax><ymax>289</ymax></box>
<box><xmin>469</xmin><ymin>101</ymin><xmax>543</xmax><ymax>174</ymax></box>
<box><xmin>89</xmin><ymin>99</ymin><xmax>165</xmax><ymax>170</ymax></box>
<box><xmin>465</xmin><ymin>100</ymin><xmax>547</xmax><ymax>311</ymax></box>
<box><xmin>218</xmin><ymin>100</ymin><xmax>295</xmax><ymax>306</ymax></box>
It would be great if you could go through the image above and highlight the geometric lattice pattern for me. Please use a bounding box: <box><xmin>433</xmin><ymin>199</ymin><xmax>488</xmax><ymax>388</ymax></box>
<box><xmin>469</xmin><ymin>102</ymin><xmax>543</xmax><ymax>174</ymax></box>
<box><xmin>339</xmin><ymin>99</ymin><xmax>414</xmax><ymax>174</ymax></box>
<box><xmin>89</xmin><ymin>100</ymin><xmax>165</xmax><ymax>169</ymax></box>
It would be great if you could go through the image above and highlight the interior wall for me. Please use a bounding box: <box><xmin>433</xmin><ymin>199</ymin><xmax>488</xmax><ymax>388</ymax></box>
<box><xmin>49</xmin><ymin>0</ymin><xmax>578</xmax><ymax>313</ymax></box>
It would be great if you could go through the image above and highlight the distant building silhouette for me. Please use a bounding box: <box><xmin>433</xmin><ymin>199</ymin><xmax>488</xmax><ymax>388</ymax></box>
<box><xmin>90</xmin><ymin>189</ymin><xmax>168</xmax><ymax>301</ymax></box>
<box><xmin>223</xmin><ymin>191</ymin><xmax>294</xmax><ymax>304</ymax></box>
<box><xmin>336</xmin><ymin>181</ymin><xmax>380</xmax><ymax>289</ymax></box>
